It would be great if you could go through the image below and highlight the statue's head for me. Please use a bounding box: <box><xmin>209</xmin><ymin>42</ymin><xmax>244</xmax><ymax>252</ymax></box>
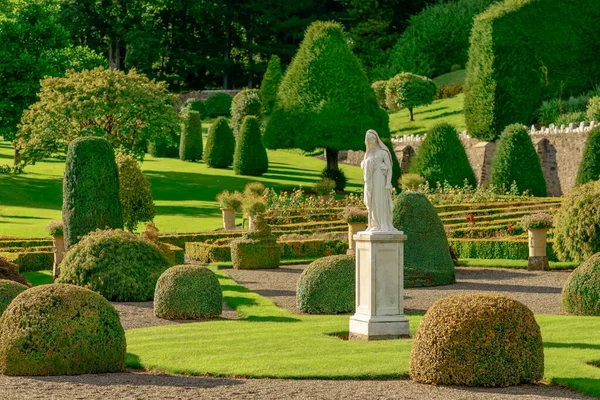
<box><xmin>365</xmin><ymin>129</ymin><xmax>380</xmax><ymax>149</ymax></box>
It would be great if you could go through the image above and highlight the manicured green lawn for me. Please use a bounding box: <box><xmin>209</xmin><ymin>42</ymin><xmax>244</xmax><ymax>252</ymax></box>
<box><xmin>457</xmin><ymin>258</ymin><xmax>579</xmax><ymax>270</ymax></box>
<box><xmin>126</xmin><ymin>269</ymin><xmax>600</xmax><ymax>397</ymax></box>
<box><xmin>433</xmin><ymin>69</ymin><xmax>466</xmax><ymax>86</ymax></box>
<box><xmin>388</xmin><ymin>94</ymin><xmax>465</xmax><ymax>137</ymax></box>
<box><xmin>0</xmin><ymin>141</ymin><xmax>362</xmax><ymax>237</ymax></box>
<box><xmin>22</xmin><ymin>270</ymin><xmax>53</xmax><ymax>286</ymax></box>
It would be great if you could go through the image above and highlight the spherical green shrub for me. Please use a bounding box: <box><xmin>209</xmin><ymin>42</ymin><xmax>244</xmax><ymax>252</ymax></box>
<box><xmin>116</xmin><ymin>154</ymin><xmax>155</xmax><ymax>232</ymax></box>
<box><xmin>296</xmin><ymin>255</ymin><xmax>354</xmax><ymax>314</ymax></box>
<box><xmin>179</xmin><ymin>110</ymin><xmax>203</xmax><ymax>162</ymax></box>
<box><xmin>553</xmin><ymin>180</ymin><xmax>600</xmax><ymax>262</ymax></box>
<box><xmin>450</xmin><ymin>64</ymin><xmax>463</xmax><ymax>73</ymax></box>
<box><xmin>576</xmin><ymin>127</ymin><xmax>600</xmax><ymax>185</ymax></box>
<box><xmin>489</xmin><ymin>124</ymin><xmax>547</xmax><ymax>197</ymax></box>
<box><xmin>260</xmin><ymin>55</ymin><xmax>283</xmax><ymax>113</ymax></box>
<box><xmin>0</xmin><ymin>284</ymin><xmax>126</xmax><ymax>376</ymax></box>
<box><xmin>204</xmin><ymin>93</ymin><xmax>232</xmax><ymax>117</ymax></box>
<box><xmin>0</xmin><ymin>257</ymin><xmax>30</xmax><ymax>287</ymax></box>
<box><xmin>410</xmin><ymin>123</ymin><xmax>476</xmax><ymax>187</ymax></box>
<box><xmin>231</xmin><ymin>89</ymin><xmax>263</xmax><ymax>136</ymax></box>
<box><xmin>57</xmin><ymin>229</ymin><xmax>170</xmax><ymax>301</ymax></box>
<box><xmin>154</xmin><ymin>265</ymin><xmax>223</xmax><ymax>320</ymax></box>
<box><xmin>562</xmin><ymin>253</ymin><xmax>600</xmax><ymax>315</ymax></box>
<box><xmin>393</xmin><ymin>192</ymin><xmax>455</xmax><ymax>287</ymax></box>
<box><xmin>63</xmin><ymin>136</ymin><xmax>124</xmax><ymax>249</ymax></box>
<box><xmin>203</xmin><ymin>117</ymin><xmax>235</xmax><ymax>168</ymax></box>
<box><xmin>234</xmin><ymin>116</ymin><xmax>268</xmax><ymax>176</ymax></box>
<box><xmin>181</xmin><ymin>98</ymin><xmax>208</xmax><ymax>120</ymax></box>
<box><xmin>410</xmin><ymin>294</ymin><xmax>544</xmax><ymax>387</ymax></box>
<box><xmin>371</xmin><ymin>80</ymin><xmax>388</xmax><ymax>109</ymax></box>
<box><xmin>0</xmin><ymin>280</ymin><xmax>27</xmax><ymax>316</ymax></box>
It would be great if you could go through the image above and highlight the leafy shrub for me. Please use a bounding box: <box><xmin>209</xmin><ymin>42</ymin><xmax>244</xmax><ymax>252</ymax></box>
<box><xmin>203</xmin><ymin>117</ymin><xmax>235</xmax><ymax>168</ymax></box>
<box><xmin>386</xmin><ymin>73</ymin><xmax>436</xmax><ymax>120</ymax></box>
<box><xmin>435</xmin><ymin>84</ymin><xmax>463</xmax><ymax>100</ymax></box>
<box><xmin>231</xmin><ymin>89</ymin><xmax>263</xmax><ymax>136</ymax></box>
<box><xmin>313</xmin><ymin>178</ymin><xmax>336</xmax><ymax>195</ymax></box>
<box><xmin>233</xmin><ymin>116</ymin><xmax>268</xmax><ymax>176</ymax></box>
<box><xmin>45</xmin><ymin>220</ymin><xmax>63</xmax><ymax>237</ymax></box>
<box><xmin>181</xmin><ymin>98</ymin><xmax>208</xmax><ymax>120</ymax></box>
<box><xmin>489</xmin><ymin>124</ymin><xmax>547</xmax><ymax>197</ymax></box>
<box><xmin>0</xmin><ymin>257</ymin><xmax>30</xmax><ymax>287</ymax></box>
<box><xmin>154</xmin><ymin>265</ymin><xmax>222</xmax><ymax>320</ymax></box>
<box><xmin>520</xmin><ymin>213</ymin><xmax>553</xmax><ymax>230</ymax></box>
<box><xmin>57</xmin><ymin>229</ymin><xmax>170</xmax><ymax>301</ymax></box>
<box><xmin>554</xmin><ymin>111</ymin><xmax>587</xmax><ymax>127</ymax></box>
<box><xmin>562</xmin><ymin>253</ymin><xmax>600</xmax><ymax>315</ymax></box>
<box><xmin>0</xmin><ymin>284</ymin><xmax>126</xmax><ymax>376</ymax></box>
<box><xmin>410</xmin><ymin>123</ymin><xmax>476</xmax><ymax>187</ymax></box>
<box><xmin>371</xmin><ymin>80</ymin><xmax>388</xmax><ymax>109</ymax></box>
<box><xmin>296</xmin><ymin>255</ymin><xmax>354</xmax><ymax>314</ymax></box>
<box><xmin>401</xmin><ymin>173</ymin><xmax>425</xmax><ymax>191</ymax></box>
<box><xmin>410</xmin><ymin>294</ymin><xmax>543</xmax><ymax>386</ymax></box>
<box><xmin>464</xmin><ymin>0</ymin><xmax>600</xmax><ymax>141</ymax></box>
<box><xmin>260</xmin><ymin>55</ymin><xmax>283</xmax><ymax>113</ymax></box>
<box><xmin>204</xmin><ymin>93</ymin><xmax>232</xmax><ymax>117</ymax></box>
<box><xmin>116</xmin><ymin>154</ymin><xmax>155</xmax><ymax>232</ymax></box>
<box><xmin>217</xmin><ymin>190</ymin><xmax>243</xmax><ymax>211</ymax></box>
<box><xmin>393</xmin><ymin>192</ymin><xmax>455</xmax><ymax>287</ymax></box>
<box><xmin>0</xmin><ymin>280</ymin><xmax>27</xmax><ymax>316</ymax></box>
<box><xmin>576</xmin><ymin>127</ymin><xmax>600</xmax><ymax>185</ymax></box>
<box><xmin>63</xmin><ymin>137</ymin><xmax>123</xmax><ymax>248</ymax></box>
<box><xmin>321</xmin><ymin>168</ymin><xmax>347</xmax><ymax>192</ymax></box>
<box><xmin>244</xmin><ymin>182</ymin><xmax>266</xmax><ymax>197</ymax></box>
<box><xmin>243</xmin><ymin>197</ymin><xmax>267</xmax><ymax>216</ymax></box>
<box><xmin>450</xmin><ymin>64</ymin><xmax>462</xmax><ymax>73</ymax></box>
<box><xmin>553</xmin><ymin>180</ymin><xmax>600</xmax><ymax>262</ymax></box>
<box><xmin>536</xmin><ymin>95</ymin><xmax>589</xmax><ymax>126</ymax></box>
<box><xmin>148</xmin><ymin>128</ymin><xmax>180</xmax><ymax>158</ymax></box>
<box><xmin>342</xmin><ymin>207</ymin><xmax>368</xmax><ymax>223</ymax></box>
<box><xmin>179</xmin><ymin>110</ymin><xmax>203</xmax><ymax>162</ymax></box>
<box><xmin>587</xmin><ymin>97</ymin><xmax>600</xmax><ymax>122</ymax></box>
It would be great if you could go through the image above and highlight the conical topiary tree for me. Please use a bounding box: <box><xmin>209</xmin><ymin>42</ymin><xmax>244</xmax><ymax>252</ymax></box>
<box><xmin>234</xmin><ymin>116</ymin><xmax>268</xmax><ymax>176</ymax></box>
<box><xmin>179</xmin><ymin>110</ymin><xmax>203</xmax><ymax>162</ymax></box>
<box><xmin>231</xmin><ymin>89</ymin><xmax>263</xmax><ymax>137</ymax></box>
<box><xmin>410</xmin><ymin>123</ymin><xmax>476</xmax><ymax>187</ymax></box>
<box><xmin>259</xmin><ymin>55</ymin><xmax>282</xmax><ymax>113</ymax></box>
<box><xmin>116</xmin><ymin>154</ymin><xmax>155</xmax><ymax>232</ymax></box>
<box><xmin>63</xmin><ymin>137</ymin><xmax>123</xmax><ymax>249</ymax></box>
<box><xmin>203</xmin><ymin>117</ymin><xmax>235</xmax><ymax>168</ymax></box>
<box><xmin>489</xmin><ymin>124</ymin><xmax>547</xmax><ymax>197</ymax></box>
<box><xmin>263</xmin><ymin>21</ymin><xmax>389</xmax><ymax>175</ymax></box>
<box><xmin>576</xmin><ymin>127</ymin><xmax>600</xmax><ymax>185</ymax></box>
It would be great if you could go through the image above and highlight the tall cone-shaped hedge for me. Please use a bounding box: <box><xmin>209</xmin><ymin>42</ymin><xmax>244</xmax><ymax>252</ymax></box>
<box><xmin>489</xmin><ymin>124</ymin><xmax>547</xmax><ymax>197</ymax></box>
<box><xmin>576</xmin><ymin>127</ymin><xmax>600</xmax><ymax>185</ymax></box>
<box><xmin>179</xmin><ymin>110</ymin><xmax>203</xmax><ymax>162</ymax></box>
<box><xmin>264</xmin><ymin>21</ymin><xmax>389</xmax><ymax>172</ymax></box>
<box><xmin>234</xmin><ymin>116</ymin><xmax>268</xmax><ymax>176</ymax></box>
<box><xmin>63</xmin><ymin>137</ymin><xmax>123</xmax><ymax>249</ymax></box>
<box><xmin>410</xmin><ymin>123</ymin><xmax>476</xmax><ymax>187</ymax></box>
<box><xmin>203</xmin><ymin>117</ymin><xmax>235</xmax><ymax>168</ymax></box>
<box><xmin>260</xmin><ymin>55</ymin><xmax>282</xmax><ymax>113</ymax></box>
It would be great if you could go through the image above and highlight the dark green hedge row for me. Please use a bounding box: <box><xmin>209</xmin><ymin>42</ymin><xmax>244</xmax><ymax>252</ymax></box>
<box><xmin>0</xmin><ymin>239</ymin><xmax>53</xmax><ymax>248</ymax></box>
<box><xmin>0</xmin><ymin>252</ymin><xmax>53</xmax><ymax>272</ymax></box>
<box><xmin>435</xmin><ymin>199</ymin><xmax>561</xmax><ymax>214</ymax></box>
<box><xmin>464</xmin><ymin>0</ymin><xmax>600</xmax><ymax>140</ymax></box>
<box><xmin>156</xmin><ymin>243</ymin><xmax>185</xmax><ymax>266</ymax></box>
<box><xmin>449</xmin><ymin>238</ymin><xmax>558</xmax><ymax>261</ymax></box>
<box><xmin>447</xmin><ymin>225</ymin><xmax>525</xmax><ymax>239</ymax></box>
<box><xmin>265</xmin><ymin>212</ymin><xmax>342</xmax><ymax>225</ymax></box>
<box><xmin>0</xmin><ymin>246</ymin><xmax>53</xmax><ymax>254</ymax></box>
<box><xmin>159</xmin><ymin>231</ymin><xmax>243</xmax><ymax>248</ymax></box>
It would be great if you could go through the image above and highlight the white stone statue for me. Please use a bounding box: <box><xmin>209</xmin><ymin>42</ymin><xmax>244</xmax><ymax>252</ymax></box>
<box><xmin>360</xmin><ymin>130</ymin><xmax>398</xmax><ymax>233</ymax></box>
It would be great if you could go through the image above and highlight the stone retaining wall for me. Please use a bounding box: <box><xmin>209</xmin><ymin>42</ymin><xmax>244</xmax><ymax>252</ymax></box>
<box><xmin>179</xmin><ymin>90</ymin><xmax>241</xmax><ymax>103</ymax></box>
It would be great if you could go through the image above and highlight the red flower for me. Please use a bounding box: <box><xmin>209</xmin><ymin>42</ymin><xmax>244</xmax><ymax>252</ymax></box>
<box><xmin>508</xmin><ymin>223</ymin><xmax>514</xmax><ymax>234</ymax></box>
<box><xmin>466</xmin><ymin>213</ymin><xmax>475</xmax><ymax>225</ymax></box>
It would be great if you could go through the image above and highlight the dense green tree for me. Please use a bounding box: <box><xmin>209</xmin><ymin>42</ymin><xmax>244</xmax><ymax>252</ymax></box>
<box><xmin>259</xmin><ymin>55</ymin><xmax>282</xmax><ymax>113</ymax></box>
<box><xmin>386</xmin><ymin>72</ymin><xmax>436</xmax><ymax>121</ymax></box>
<box><xmin>576</xmin><ymin>127</ymin><xmax>600</xmax><ymax>185</ymax></box>
<box><xmin>231</xmin><ymin>89</ymin><xmax>263</xmax><ymax>136</ymax></box>
<box><xmin>116</xmin><ymin>154</ymin><xmax>155</xmax><ymax>232</ymax></box>
<box><xmin>234</xmin><ymin>116</ymin><xmax>268</xmax><ymax>176</ymax></box>
<box><xmin>203</xmin><ymin>117</ymin><xmax>235</xmax><ymax>168</ymax></box>
<box><xmin>180</xmin><ymin>111</ymin><xmax>203</xmax><ymax>162</ymax></box>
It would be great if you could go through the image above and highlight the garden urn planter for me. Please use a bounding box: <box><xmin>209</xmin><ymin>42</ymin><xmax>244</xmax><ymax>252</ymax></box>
<box><xmin>52</xmin><ymin>235</ymin><xmax>65</xmax><ymax>278</ymax></box>
<box><xmin>221</xmin><ymin>208</ymin><xmax>236</xmax><ymax>230</ymax></box>
<box><xmin>527</xmin><ymin>228</ymin><xmax>549</xmax><ymax>271</ymax></box>
<box><xmin>347</xmin><ymin>222</ymin><xmax>367</xmax><ymax>255</ymax></box>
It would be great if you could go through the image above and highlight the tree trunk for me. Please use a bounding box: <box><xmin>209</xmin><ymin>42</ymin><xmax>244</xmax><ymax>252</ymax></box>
<box><xmin>109</xmin><ymin>38</ymin><xmax>121</xmax><ymax>70</ymax></box>
<box><xmin>13</xmin><ymin>147</ymin><xmax>20</xmax><ymax>166</ymax></box>
<box><xmin>409</xmin><ymin>107</ymin><xmax>414</xmax><ymax>122</ymax></box>
<box><xmin>325</xmin><ymin>148</ymin><xmax>339</xmax><ymax>171</ymax></box>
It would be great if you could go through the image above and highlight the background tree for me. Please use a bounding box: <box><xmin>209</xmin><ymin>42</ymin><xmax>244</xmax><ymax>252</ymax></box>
<box><xmin>116</xmin><ymin>154</ymin><xmax>155</xmax><ymax>232</ymax></box>
<box><xmin>259</xmin><ymin>55</ymin><xmax>283</xmax><ymax>113</ymax></box>
<box><xmin>234</xmin><ymin>116</ymin><xmax>268</xmax><ymax>176</ymax></box>
<box><xmin>179</xmin><ymin>111</ymin><xmax>203</xmax><ymax>162</ymax></box>
<box><xmin>386</xmin><ymin>72</ymin><xmax>436</xmax><ymax>121</ymax></box>
<box><xmin>203</xmin><ymin>117</ymin><xmax>235</xmax><ymax>168</ymax></box>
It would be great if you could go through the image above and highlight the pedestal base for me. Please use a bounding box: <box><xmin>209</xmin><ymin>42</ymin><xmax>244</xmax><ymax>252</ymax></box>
<box><xmin>528</xmin><ymin>256</ymin><xmax>549</xmax><ymax>271</ymax></box>
<box><xmin>349</xmin><ymin>314</ymin><xmax>410</xmax><ymax>341</ymax></box>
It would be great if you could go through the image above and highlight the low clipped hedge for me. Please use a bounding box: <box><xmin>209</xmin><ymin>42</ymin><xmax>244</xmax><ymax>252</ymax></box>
<box><xmin>231</xmin><ymin>239</ymin><xmax>280</xmax><ymax>270</ymax></box>
<box><xmin>410</xmin><ymin>294</ymin><xmax>544</xmax><ymax>386</ymax></box>
<box><xmin>296</xmin><ymin>255</ymin><xmax>354</xmax><ymax>314</ymax></box>
<box><xmin>449</xmin><ymin>238</ymin><xmax>558</xmax><ymax>261</ymax></box>
<box><xmin>57</xmin><ymin>229</ymin><xmax>171</xmax><ymax>301</ymax></box>
<box><xmin>0</xmin><ymin>239</ymin><xmax>53</xmax><ymax>248</ymax></box>
<box><xmin>447</xmin><ymin>224</ymin><xmax>525</xmax><ymax>239</ymax></box>
<box><xmin>0</xmin><ymin>257</ymin><xmax>30</xmax><ymax>287</ymax></box>
<box><xmin>0</xmin><ymin>251</ymin><xmax>53</xmax><ymax>272</ymax></box>
<box><xmin>156</xmin><ymin>242</ymin><xmax>185</xmax><ymax>266</ymax></box>
<box><xmin>0</xmin><ymin>284</ymin><xmax>126</xmax><ymax>376</ymax></box>
<box><xmin>562</xmin><ymin>253</ymin><xmax>600</xmax><ymax>315</ymax></box>
<box><xmin>154</xmin><ymin>265</ymin><xmax>223</xmax><ymax>320</ymax></box>
<box><xmin>159</xmin><ymin>231</ymin><xmax>243</xmax><ymax>249</ymax></box>
<box><xmin>0</xmin><ymin>280</ymin><xmax>28</xmax><ymax>316</ymax></box>
<box><xmin>187</xmin><ymin>242</ymin><xmax>232</xmax><ymax>263</ymax></box>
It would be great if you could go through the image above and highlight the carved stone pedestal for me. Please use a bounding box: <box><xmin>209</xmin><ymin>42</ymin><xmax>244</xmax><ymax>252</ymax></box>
<box><xmin>349</xmin><ymin>231</ymin><xmax>410</xmax><ymax>340</ymax></box>
<box><xmin>221</xmin><ymin>208</ymin><xmax>236</xmax><ymax>230</ymax></box>
<box><xmin>528</xmin><ymin>228</ymin><xmax>549</xmax><ymax>271</ymax></box>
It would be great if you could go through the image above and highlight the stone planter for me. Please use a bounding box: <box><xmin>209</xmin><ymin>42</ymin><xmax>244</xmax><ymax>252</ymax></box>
<box><xmin>527</xmin><ymin>228</ymin><xmax>549</xmax><ymax>271</ymax></box>
<box><xmin>347</xmin><ymin>222</ymin><xmax>367</xmax><ymax>255</ymax></box>
<box><xmin>52</xmin><ymin>235</ymin><xmax>65</xmax><ymax>279</ymax></box>
<box><xmin>221</xmin><ymin>208</ymin><xmax>236</xmax><ymax>230</ymax></box>
<box><xmin>247</xmin><ymin>214</ymin><xmax>256</xmax><ymax>231</ymax></box>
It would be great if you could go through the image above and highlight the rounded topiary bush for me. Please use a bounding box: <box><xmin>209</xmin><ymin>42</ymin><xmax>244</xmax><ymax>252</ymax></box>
<box><xmin>231</xmin><ymin>89</ymin><xmax>263</xmax><ymax>136</ymax></box>
<box><xmin>576</xmin><ymin>126</ymin><xmax>600</xmax><ymax>185</ymax></box>
<box><xmin>154</xmin><ymin>265</ymin><xmax>223</xmax><ymax>320</ymax></box>
<box><xmin>562</xmin><ymin>253</ymin><xmax>600</xmax><ymax>315</ymax></box>
<box><xmin>203</xmin><ymin>117</ymin><xmax>235</xmax><ymax>168</ymax></box>
<box><xmin>179</xmin><ymin>110</ymin><xmax>203</xmax><ymax>162</ymax></box>
<box><xmin>410</xmin><ymin>294</ymin><xmax>544</xmax><ymax>387</ymax></box>
<box><xmin>233</xmin><ymin>116</ymin><xmax>268</xmax><ymax>176</ymax></box>
<box><xmin>0</xmin><ymin>257</ymin><xmax>30</xmax><ymax>287</ymax></box>
<box><xmin>57</xmin><ymin>229</ymin><xmax>170</xmax><ymax>301</ymax></box>
<box><xmin>393</xmin><ymin>192</ymin><xmax>455</xmax><ymax>287</ymax></box>
<box><xmin>0</xmin><ymin>280</ymin><xmax>27</xmax><ymax>316</ymax></box>
<box><xmin>0</xmin><ymin>284</ymin><xmax>126</xmax><ymax>376</ymax></box>
<box><xmin>204</xmin><ymin>93</ymin><xmax>232</xmax><ymax>117</ymax></box>
<box><xmin>489</xmin><ymin>124</ymin><xmax>547</xmax><ymax>197</ymax></box>
<box><xmin>296</xmin><ymin>255</ymin><xmax>354</xmax><ymax>314</ymax></box>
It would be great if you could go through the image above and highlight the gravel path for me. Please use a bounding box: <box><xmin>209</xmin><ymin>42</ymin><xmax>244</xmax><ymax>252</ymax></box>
<box><xmin>225</xmin><ymin>266</ymin><xmax>572</xmax><ymax>315</ymax></box>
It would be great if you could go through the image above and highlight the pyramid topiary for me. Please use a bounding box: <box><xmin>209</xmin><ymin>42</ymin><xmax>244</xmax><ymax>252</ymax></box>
<box><xmin>63</xmin><ymin>137</ymin><xmax>123</xmax><ymax>249</ymax></box>
<box><xmin>231</xmin><ymin>89</ymin><xmax>263</xmax><ymax>137</ymax></box>
<box><xmin>562</xmin><ymin>253</ymin><xmax>600</xmax><ymax>315</ymax></box>
<box><xmin>489</xmin><ymin>124</ymin><xmax>547</xmax><ymax>197</ymax></box>
<box><xmin>179</xmin><ymin>110</ymin><xmax>203</xmax><ymax>162</ymax></box>
<box><xmin>234</xmin><ymin>116</ymin><xmax>268</xmax><ymax>176</ymax></box>
<box><xmin>576</xmin><ymin>127</ymin><xmax>600</xmax><ymax>185</ymax></box>
<box><xmin>260</xmin><ymin>55</ymin><xmax>282</xmax><ymax>113</ymax></box>
<box><xmin>203</xmin><ymin>117</ymin><xmax>235</xmax><ymax>168</ymax></box>
<box><xmin>116</xmin><ymin>154</ymin><xmax>155</xmax><ymax>232</ymax></box>
<box><xmin>393</xmin><ymin>192</ymin><xmax>455</xmax><ymax>287</ymax></box>
<box><xmin>410</xmin><ymin>123</ymin><xmax>476</xmax><ymax>187</ymax></box>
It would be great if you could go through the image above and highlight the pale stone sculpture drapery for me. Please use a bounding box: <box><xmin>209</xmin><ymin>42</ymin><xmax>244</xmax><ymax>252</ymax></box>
<box><xmin>360</xmin><ymin>130</ymin><xmax>398</xmax><ymax>233</ymax></box>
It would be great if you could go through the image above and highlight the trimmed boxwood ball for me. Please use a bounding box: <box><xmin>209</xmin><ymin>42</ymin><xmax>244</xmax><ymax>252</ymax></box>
<box><xmin>234</xmin><ymin>116</ymin><xmax>268</xmax><ymax>176</ymax></box>
<box><xmin>203</xmin><ymin>117</ymin><xmax>235</xmax><ymax>168</ymax></box>
<box><xmin>393</xmin><ymin>192</ymin><xmax>455</xmax><ymax>287</ymax></box>
<box><xmin>0</xmin><ymin>257</ymin><xmax>30</xmax><ymax>287</ymax></box>
<box><xmin>410</xmin><ymin>294</ymin><xmax>544</xmax><ymax>387</ymax></box>
<box><xmin>296</xmin><ymin>255</ymin><xmax>354</xmax><ymax>314</ymax></box>
<box><xmin>562</xmin><ymin>253</ymin><xmax>600</xmax><ymax>315</ymax></box>
<box><xmin>0</xmin><ymin>280</ymin><xmax>27</xmax><ymax>316</ymax></box>
<box><xmin>154</xmin><ymin>265</ymin><xmax>222</xmax><ymax>320</ymax></box>
<box><xmin>57</xmin><ymin>229</ymin><xmax>170</xmax><ymax>301</ymax></box>
<box><xmin>0</xmin><ymin>284</ymin><xmax>126</xmax><ymax>376</ymax></box>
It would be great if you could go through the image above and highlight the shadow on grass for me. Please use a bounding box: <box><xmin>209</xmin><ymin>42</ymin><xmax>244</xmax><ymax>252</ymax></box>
<box><xmin>544</xmin><ymin>342</ymin><xmax>600</xmax><ymax>350</ymax></box>
<box><xmin>413</xmin><ymin>106</ymin><xmax>448</xmax><ymax>116</ymax></box>
<box><xmin>243</xmin><ymin>316</ymin><xmax>300</xmax><ymax>323</ymax></box>
<box><xmin>0</xmin><ymin>174</ymin><xmax>62</xmax><ymax>210</ymax></box>
<box><xmin>423</xmin><ymin>109</ymin><xmax>463</xmax><ymax>121</ymax></box>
